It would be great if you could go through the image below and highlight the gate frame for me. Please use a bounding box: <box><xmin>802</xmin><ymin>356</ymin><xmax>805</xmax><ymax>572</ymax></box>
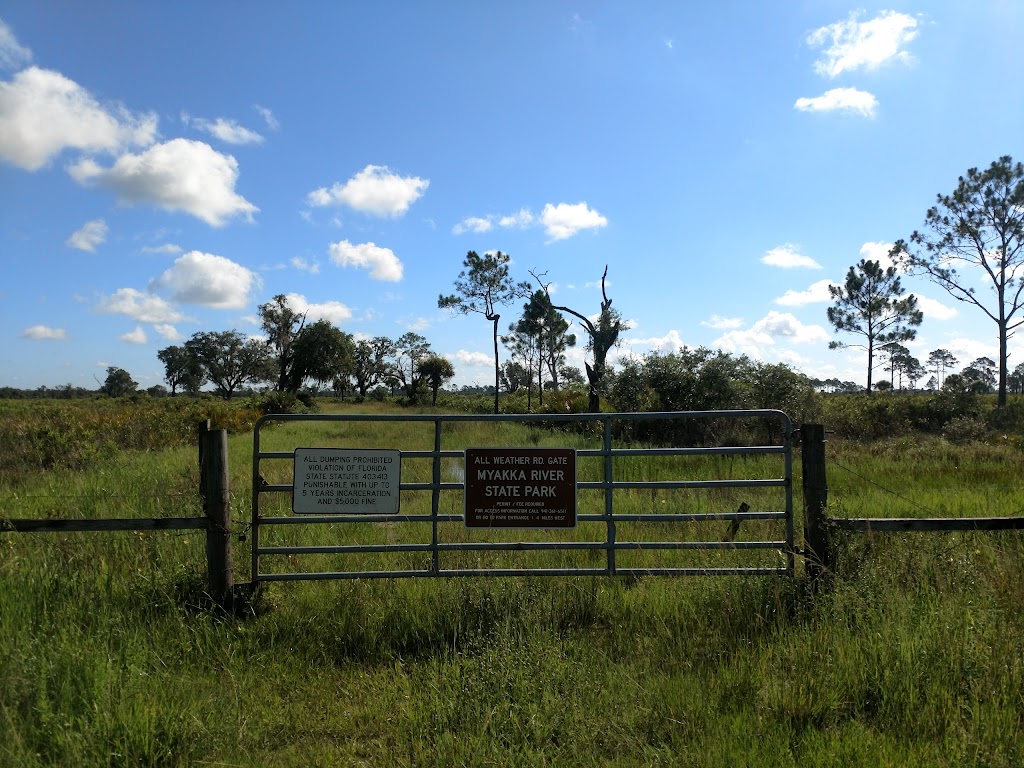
<box><xmin>250</xmin><ymin>409</ymin><xmax>794</xmax><ymax>583</ymax></box>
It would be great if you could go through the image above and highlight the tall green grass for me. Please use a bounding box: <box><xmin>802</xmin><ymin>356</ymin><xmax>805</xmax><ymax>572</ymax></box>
<box><xmin>1</xmin><ymin>401</ymin><xmax>1022</xmax><ymax>766</ymax></box>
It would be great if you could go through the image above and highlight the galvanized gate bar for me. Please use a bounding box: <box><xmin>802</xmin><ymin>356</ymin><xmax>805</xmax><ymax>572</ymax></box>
<box><xmin>251</xmin><ymin>409</ymin><xmax>794</xmax><ymax>583</ymax></box>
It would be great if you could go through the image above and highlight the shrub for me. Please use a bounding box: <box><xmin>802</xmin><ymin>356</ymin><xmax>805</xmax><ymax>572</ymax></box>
<box><xmin>942</xmin><ymin>415</ymin><xmax>988</xmax><ymax>444</ymax></box>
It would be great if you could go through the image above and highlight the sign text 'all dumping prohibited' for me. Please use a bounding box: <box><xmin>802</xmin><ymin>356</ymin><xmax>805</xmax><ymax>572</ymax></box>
<box><xmin>292</xmin><ymin>448</ymin><xmax>401</xmax><ymax>514</ymax></box>
<box><xmin>464</xmin><ymin>447</ymin><xmax>577</xmax><ymax>529</ymax></box>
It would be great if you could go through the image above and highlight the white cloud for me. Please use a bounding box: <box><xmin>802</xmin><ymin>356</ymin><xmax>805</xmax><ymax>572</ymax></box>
<box><xmin>183</xmin><ymin>113</ymin><xmax>263</xmax><ymax>145</ymax></box>
<box><xmin>795</xmin><ymin>88</ymin><xmax>878</xmax><ymax>117</ymax></box>
<box><xmin>499</xmin><ymin>208</ymin><xmax>535</xmax><ymax>228</ymax></box>
<box><xmin>541</xmin><ymin>202</ymin><xmax>608</xmax><ymax>240</ymax></box>
<box><xmin>454</xmin><ymin>350</ymin><xmax>492</xmax><ymax>367</ymax></box>
<box><xmin>858</xmin><ymin>241</ymin><xmax>896</xmax><ymax>269</ymax></box>
<box><xmin>20</xmin><ymin>325</ymin><xmax>66</xmax><ymax>340</ymax></box>
<box><xmin>282</xmin><ymin>293</ymin><xmax>352</xmax><ymax>324</ymax></box>
<box><xmin>453</xmin><ymin>208</ymin><xmax>538</xmax><ymax>235</ymax></box>
<box><xmin>0</xmin><ymin>67</ymin><xmax>157</xmax><ymax>171</ymax></box>
<box><xmin>917</xmin><ymin>295</ymin><xmax>957</xmax><ymax>321</ymax></box>
<box><xmin>254</xmin><ymin>105</ymin><xmax>279</xmax><ymax>131</ymax></box>
<box><xmin>307</xmin><ymin>164</ymin><xmax>429</xmax><ymax>216</ymax></box>
<box><xmin>120</xmin><ymin>325</ymin><xmax>147</xmax><ymax>344</ymax></box>
<box><xmin>715</xmin><ymin>312</ymin><xmax>829</xmax><ymax>358</ymax></box>
<box><xmin>622</xmin><ymin>329</ymin><xmax>687</xmax><ymax>354</ymax></box>
<box><xmin>69</xmin><ymin>138</ymin><xmax>258</xmax><ymax>226</ymax></box>
<box><xmin>96</xmin><ymin>287</ymin><xmax>189</xmax><ymax>323</ymax></box>
<box><xmin>150</xmin><ymin>251</ymin><xmax>259</xmax><ymax>309</ymax></box>
<box><xmin>755</xmin><ymin>312</ymin><xmax>829</xmax><ymax>341</ymax></box>
<box><xmin>0</xmin><ymin>19</ymin><xmax>32</xmax><ymax>69</ymax></box>
<box><xmin>66</xmin><ymin>218</ymin><xmax>108</xmax><ymax>252</ymax></box>
<box><xmin>140</xmin><ymin>243</ymin><xmax>183</xmax><ymax>255</ymax></box>
<box><xmin>328</xmin><ymin>239</ymin><xmax>403</xmax><ymax>281</ymax></box>
<box><xmin>153</xmin><ymin>324</ymin><xmax>182</xmax><ymax>341</ymax></box>
<box><xmin>701</xmin><ymin>315</ymin><xmax>744</xmax><ymax>330</ymax></box>
<box><xmin>761</xmin><ymin>244</ymin><xmax>822</xmax><ymax>269</ymax></box>
<box><xmin>945</xmin><ymin>338</ymin><xmax>996</xmax><ymax>366</ymax></box>
<box><xmin>775</xmin><ymin>279</ymin><xmax>840</xmax><ymax>306</ymax></box>
<box><xmin>452</xmin><ymin>216</ymin><xmax>493</xmax><ymax>235</ymax></box>
<box><xmin>290</xmin><ymin>256</ymin><xmax>320</xmax><ymax>274</ymax></box>
<box><xmin>407</xmin><ymin>317</ymin><xmax>430</xmax><ymax>331</ymax></box>
<box><xmin>808</xmin><ymin>11</ymin><xmax>918</xmax><ymax>78</ymax></box>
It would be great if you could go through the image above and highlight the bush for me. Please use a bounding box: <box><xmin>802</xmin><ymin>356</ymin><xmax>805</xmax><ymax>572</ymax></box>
<box><xmin>942</xmin><ymin>415</ymin><xmax>988</xmax><ymax>444</ymax></box>
<box><xmin>243</xmin><ymin>391</ymin><xmax>310</xmax><ymax>416</ymax></box>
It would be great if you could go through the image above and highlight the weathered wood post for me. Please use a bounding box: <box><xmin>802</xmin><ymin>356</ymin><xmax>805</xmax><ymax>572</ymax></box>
<box><xmin>800</xmin><ymin>423</ymin><xmax>831</xmax><ymax>584</ymax></box>
<box><xmin>201</xmin><ymin>427</ymin><xmax>233</xmax><ymax>607</ymax></box>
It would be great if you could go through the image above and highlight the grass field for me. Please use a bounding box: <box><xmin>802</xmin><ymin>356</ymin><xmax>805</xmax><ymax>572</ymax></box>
<box><xmin>1</xmin><ymin>400</ymin><xmax>1022</xmax><ymax>766</ymax></box>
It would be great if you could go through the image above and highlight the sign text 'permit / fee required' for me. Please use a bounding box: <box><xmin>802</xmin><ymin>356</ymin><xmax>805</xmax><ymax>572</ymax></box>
<box><xmin>464</xmin><ymin>447</ymin><xmax>577</xmax><ymax>529</ymax></box>
<box><xmin>292</xmin><ymin>448</ymin><xmax>401</xmax><ymax>515</ymax></box>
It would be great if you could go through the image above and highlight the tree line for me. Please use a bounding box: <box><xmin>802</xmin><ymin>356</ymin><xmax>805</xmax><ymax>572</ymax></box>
<box><xmin>150</xmin><ymin>295</ymin><xmax>455</xmax><ymax>405</ymax></box>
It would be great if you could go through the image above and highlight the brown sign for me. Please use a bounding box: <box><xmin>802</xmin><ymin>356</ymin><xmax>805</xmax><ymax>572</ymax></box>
<box><xmin>464</xmin><ymin>447</ymin><xmax>576</xmax><ymax>529</ymax></box>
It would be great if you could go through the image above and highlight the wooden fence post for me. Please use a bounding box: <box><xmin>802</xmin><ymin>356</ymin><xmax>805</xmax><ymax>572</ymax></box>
<box><xmin>800</xmin><ymin>423</ymin><xmax>831</xmax><ymax>583</ymax></box>
<box><xmin>201</xmin><ymin>428</ymin><xmax>233</xmax><ymax>607</ymax></box>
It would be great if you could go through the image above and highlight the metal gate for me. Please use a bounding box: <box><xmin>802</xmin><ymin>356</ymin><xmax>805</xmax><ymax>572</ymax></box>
<box><xmin>250</xmin><ymin>410</ymin><xmax>794</xmax><ymax>583</ymax></box>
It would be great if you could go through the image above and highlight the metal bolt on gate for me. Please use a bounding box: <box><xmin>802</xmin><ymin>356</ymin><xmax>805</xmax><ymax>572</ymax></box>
<box><xmin>250</xmin><ymin>410</ymin><xmax>794</xmax><ymax>583</ymax></box>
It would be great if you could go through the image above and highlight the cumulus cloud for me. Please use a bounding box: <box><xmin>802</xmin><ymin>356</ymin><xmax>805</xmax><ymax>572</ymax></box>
<box><xmin>761</xmin><ymin>244</ymin><xmax>822</xmax><ymax>269</ymax></box>
<box><xmin>0</xmin><ymin>67</ymin><xmax>157</xmax><ymax>170</ymax></box>
<box><xmin>69</xmin><ymin>138</ymin><xmax>258</xmax><ymax>226</ymax></box>
<box><xmin>917</xmin><ymin>295</ymin><xmax>957</xmax><ymax>321</ymax></box>
<box><xmin>541</xmin><ymin>202</ymin><xmax>608</xmax><ymax>240</ymax></box>
<box><xmin>454</xmin><ymin>350</ymin><xmax>492</xmax><ymax>367</ymax></box>
<box><xmin>66</xmin><ymin>218</ymin><xmax>108</xmax><ymax>252</ymax></box>
<box><xmin>808</xmin><ymin>10</ymin><xmax>918</xmax><ymax>78</ymax></box>
<box><xmin>775</xmin><ymin>279</ymin><xmax>840</xmax><ymax>306</ymax></box>
<box><xmin>280</xmin><ymin>292</ymin><xmax>352</xmax><ymax>324</ymax></box>
<box><xmin>182</xmin><ymin>113</ymin><xmax>263</xmax><ymax>145</ymax></box>
<box><xmin>499</xmin><ymin>208</ymin><xmax>535</xmax><ymax>228</ymax></box>
<box><xmin>701</xmin><ymin>315</ymin><xmax>744</xmax><ymax>330</ymax></box>
<box><xmin>453</xmin><ymin>208</ymin><xmax>538</xmax><ymax>235</ymax></box>
<box><xmin>945</xmin><ymin>337</ymin><xmax>997</xmax><ymax>365</ymax></box>
<box><xmin>452</xmin><ymin>216</ymin><xmax>493</xmax><ymax>235</ymax></box>
<box><xmin>0</xmin><ymin>19</ymin><xmax>32</xmax><ymax>70</ymax></box>
<box><xmin>307</xmin><ymin>165</ymin><xmax>429</xmax><ymax>216</ymax></box>
<box><xmin>20</xmin><ymin>325</ymin><xmax>66</xmax><ymax>340</ymax></box>
<box><xmin>622</xmin><ymin>329</ymin><xmax>687</xmax><ymax>354</ymax></box>
<box><xmin>120</xmin><ymin>325</ymin><xmax>147</xmax><ymax>344</ymax></box>
<box><xmin>150</xmin><ymin>251</ymin><xmax>259</xmax><ymax>309</ymax></box>
<box><xmin>858</xmin><ymin>241</ymin><xmax>896</xmax><ymax>269</ymax></box>
<box><xmin>153</xmin><ymin>324</ymin><xmax>182</xmax><ymax>341</ymax></box>
<box><xmin>96</xmin><ymin>287</ymin><xmax>189</xmax><ymax>323</ymax></box>
<box><xmin>328</xmin><ymin>239</ymin><xmax>403</xmax><ymax>281</ymax></box>
<box><xmin>795</xmin><ymin>87</ymin><xmax>878</xmax><ymax>117</ymax></box>
<box><xmin>290</xmin><ymin>256</ymin><xmax>320</xmax><ymax>274</ymax></box>
<box><xmin>715</xmin><ymin>312</ymin><xmax>829</xmax><ymax>358</ymax></box>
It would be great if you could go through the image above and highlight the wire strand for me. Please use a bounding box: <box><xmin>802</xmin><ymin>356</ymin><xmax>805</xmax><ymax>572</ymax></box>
<box><xmin>830</xmin><ymin>461</ymin><xmax>945</xmax><ymax>516</ymax></box>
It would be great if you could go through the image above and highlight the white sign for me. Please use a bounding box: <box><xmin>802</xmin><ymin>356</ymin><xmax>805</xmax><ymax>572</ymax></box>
<box><xmin>292</xmin><ymin>448</ymin><xmax>401</xmax><ymax>515</ymax></box>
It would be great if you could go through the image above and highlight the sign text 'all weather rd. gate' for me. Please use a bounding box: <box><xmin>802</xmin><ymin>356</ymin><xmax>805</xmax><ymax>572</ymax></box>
<box><xmin>464</xmin><ymin>447</ymin><xmax>577</xmax><ymax>529</ymax></box>
<box><xmin>292</xmin><ymin>448</ymin><xmax>401</xmax><ymax>514</ymax></box>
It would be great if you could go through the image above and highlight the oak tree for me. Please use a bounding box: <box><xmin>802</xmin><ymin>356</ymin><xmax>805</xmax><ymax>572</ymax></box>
<box><xmin>185</xmin><ymin>330</ymin><xmax>271</xmax><ymax>399</ymax></box>
<box><xmin>258</xmin><ymin>294</ymin><xmax>307</xmax><ymax>393</ymax></box>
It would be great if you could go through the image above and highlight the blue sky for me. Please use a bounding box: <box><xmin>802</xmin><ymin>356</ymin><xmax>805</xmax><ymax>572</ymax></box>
<box><xmin>2</xmin><ymin>2</ymin><xmax>1022</xmax><ymax>391</ymax></box>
